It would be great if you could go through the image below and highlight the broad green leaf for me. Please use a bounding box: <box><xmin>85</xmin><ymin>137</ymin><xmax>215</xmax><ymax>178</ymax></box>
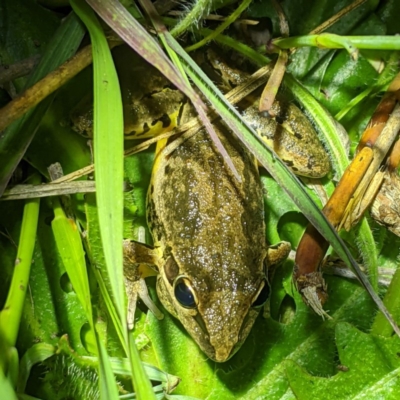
<box><xmin>286</xmin><ymin>322</ymin><xmax>400</xmax><ymax>399</ymax></box>
<box><xmin>146</xmin><ymin>269</ymin><xmax>377</xmax><ymax>398</ymax></box>
<box><xmin>1</xmin><ymin>1</ymin><xmax>400</xmax><ymax>398</ymax></box>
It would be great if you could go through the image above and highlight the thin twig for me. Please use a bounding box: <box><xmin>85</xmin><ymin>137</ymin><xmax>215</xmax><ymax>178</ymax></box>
<box><xmin>0</xmin><ymin>40</ymin><xmax>121</xmax><ymax>132</ymax></box>
<box><xmin>1</xmin><ymin>181</ymin><xmax>97</xmax><ymax>200</ymax></box>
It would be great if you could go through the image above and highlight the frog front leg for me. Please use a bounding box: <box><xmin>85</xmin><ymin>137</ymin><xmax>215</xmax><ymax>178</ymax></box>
<box><xmin>265</xmin><ymin>241</ymin><xmax>291</xmax><ymax>283</ymax></box>
<box><xmin>123</xmin><ymin>240</ymin><xmax>164</xmax><ymax>329</ymax></box>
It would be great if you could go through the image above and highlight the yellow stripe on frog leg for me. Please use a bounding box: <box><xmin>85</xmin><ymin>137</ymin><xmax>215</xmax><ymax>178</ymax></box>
<box><xmin>149</xmin><ymin>105</ymin><xmax>182</xmax><ymax>184</ymax></box>
<box><xmin>151</xmin><ymin>136</ymin><xmax>169</xmax><ymax>188</ymax></box>
<box><xmin>124</xmin><ymin>107</ymin><xmax>181</xmax><ymax>139</ymax></box>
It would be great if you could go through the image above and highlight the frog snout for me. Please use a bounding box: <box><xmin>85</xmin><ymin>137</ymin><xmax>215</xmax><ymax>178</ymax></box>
<box><xmin>206</xmin><ymin>312</ymin><xmax>246</xmax><ymax>362</ymax></box>
<box><xmin>210</xmin><ymin>328</ymin><xmax>247</xmax><ymax>362</ymax></box>
<box><xmin>213</xmin><ymin>342</ymin><xmax>236</xmax><ymax>362</ymax></box>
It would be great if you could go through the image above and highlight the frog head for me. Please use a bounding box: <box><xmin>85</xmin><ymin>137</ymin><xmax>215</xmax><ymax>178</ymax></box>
<box><xmin>156</xmin><ymin>252</ymin><xmax>269</xmax><ymax>362</ymax></box>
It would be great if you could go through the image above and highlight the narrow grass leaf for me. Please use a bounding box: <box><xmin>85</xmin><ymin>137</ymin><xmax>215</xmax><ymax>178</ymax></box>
<box><xmin>84</xmin><ymin>196</ymin><xmax>127</xmax><ymax>353</ymax></box>
<box><xmin>97</xmin><ymin>336</ymin><xmax>119</xmax><ymax>400</ymax></box>
<box><xmin>0</xmin><ymin>369</ymin><xmax>17</xmax><ymax>400</ymax></box>
<box><xmin>185</xmin><ymin>0</ymin><xmax>252</xmax><ymax>52</ymax></box>
<box><xmin>170</xmin><ymin>0</ymin><xmax>213</xmax><ymax>37</ymax></box>
<box><xmin>197</xmin><ymin>27</ymin><xmax>272</xmax><ymax>64</ymax></box>
<box><xmin>51</xmin><ymin>199</ymin><xmax>92</xmax><ymax>322</ymax></box>
<box><xmin>273</xmin><ymin>34</ymin><xmax>400</xmax><ymax>51</ymax></box>
<box><xmin>128</xmin><ymin>331</ymin><xmax>157</xmax><ymax>400</ymax></box>
<box><xmin>71</xmin><ymin>1</ymin><xmax>136</xmax><ymax>396</ymax></box>
<box><xmin>372</xmin><ymin>266</ymin><xmax>400</xmax><ymax>336</ymax></box>
<box><xmin>0</xmin><ymin>173</ymin><xmax>41</xmax><ymax>347</ymax></box>
<box><xmin>71</xmin><ymin>0</ymin><xmax>125</xmax><ymax>327</ymax></box>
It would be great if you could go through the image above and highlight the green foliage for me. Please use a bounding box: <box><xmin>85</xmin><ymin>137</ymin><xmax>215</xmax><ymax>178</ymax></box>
<box><xmin>0</xmin><ymin>0</ymin><xmax>400</xmax><ymax>399</ymax></box>
<box><xmin>286</xmin><ymin>322</ymin><xmax>400</xmax><ymax>399</ymax></box>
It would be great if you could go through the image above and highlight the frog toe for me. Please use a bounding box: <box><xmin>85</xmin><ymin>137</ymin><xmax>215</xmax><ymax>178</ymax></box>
<box><xmin>266</xmin><ymin>241</ymin><xmax>291</xmax><ymax>266</ymax></box>
<box><xmin>125</xmin><ymin>277</ymin><xmax>163</xmax><ymax>330</ymax></box>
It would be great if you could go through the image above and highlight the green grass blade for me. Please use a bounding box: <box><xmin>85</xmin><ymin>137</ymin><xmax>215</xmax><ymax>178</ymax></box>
<box><xmin>97</xmin><ymin>337</ymin><xmax>120</xmax><ymax>400</ymax></box>
<box><xmin>84</xmin><ymin>195</ymin><xmax>127</xmax><ymax>352</ymax></box>
<box><xmin>72</xmin><ymin>1</ymin><xmax>159</xmax><ymax>398</ymax></box>
<box><xmin>196</xmin><ymin>27</ymin><xmax>272</xmax><ymax>64</ymax></box>
<box><xmin>0</xmin><ymin>173</ymin><xmax>41</xmax><ymax>347</ymax></box>
<box><xmin>71</xmin><ymin>0</ymin><xmax>125</xmax><ymax>326</ymax></box>
<box><xmin>128</xmin><ymin>331</ymin><xmax>157</xmax><ymax>400</ymax></box>
<box><xmin>274</xmin><ymin>34</ymin><xmax>400</xmax><ymax>51</ymax></box>
<box><xmin>51</xmin><ymin>199</ymin><xmax>93</xmax><ymax>322</ymax></box>
<box><xmin>0</xmin><ymin>369</ymin><xmax>17</xmax><ymax>400</ymax></box>
<box><xmin>185</xmin><ymin>0</ymin><xmax>252</xmax><ymax>52</ymax></box>
<box><xmin>170</xmin><ymin>0</ymin><xmax>213</xmax><ymax>37</ymax></box>
<box><xmin>372</xmin><ymin>266</ymin><xmax>400</xmax><ymax>336</ymax></box>
<box><xmin>71</xmin><ymin>0</ymin><xmax>126</xmax><ymax>397</ymax></box>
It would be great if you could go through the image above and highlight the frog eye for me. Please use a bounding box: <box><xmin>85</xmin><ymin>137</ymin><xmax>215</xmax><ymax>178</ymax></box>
<box><xmin>174</xmin><ymin>277</ymin><xmax>198</xmax><ymax>309</ymax></box>
<box><xmin>252</xmin><ymin>280</ymin><xmax>270</xmax><ymax>308</ymax></box>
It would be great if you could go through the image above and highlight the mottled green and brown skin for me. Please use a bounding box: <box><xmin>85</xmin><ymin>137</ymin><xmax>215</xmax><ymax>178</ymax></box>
<box><xmin>148</xmin><ymin>123</ymin><xmax>281</xmax><ymax>361</ymax></box>
<box><xmin>115</xmin><ymin>49</ymin><xmax>330</xmax><ymax>362</ymax></box>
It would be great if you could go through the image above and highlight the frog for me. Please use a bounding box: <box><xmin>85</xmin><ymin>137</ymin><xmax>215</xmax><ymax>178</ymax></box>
<box><xmin>70</xmin><ymin>45</ymin><xmax>187</xmax><ymax>139</ymax></box>
<box><xmin>119</xmin><ymin>48</ymin><xmax>331</xmax><ymax>362</ymax></box>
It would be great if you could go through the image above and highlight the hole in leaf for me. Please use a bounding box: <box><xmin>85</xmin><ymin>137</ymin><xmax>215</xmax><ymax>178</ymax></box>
<box><xmin>277</xmin><ymin>294</ymin><xmax>296</xmax><ymax>324</ymax></box>
<box><xmin>60</xmin><ymin>272</ymin><xmax>73</xmax><ymax>293</ymax></box>
<box><xmin>80</xmin><ymin>323</ymin><xmax>97</xmax><ymax>354</ymax></box>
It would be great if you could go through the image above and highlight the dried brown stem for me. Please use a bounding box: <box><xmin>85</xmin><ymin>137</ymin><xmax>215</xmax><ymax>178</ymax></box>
<box><xmin>0</xmin><ymin>40</ymin><xmax>121</xmax><ymax>132</ymax></box>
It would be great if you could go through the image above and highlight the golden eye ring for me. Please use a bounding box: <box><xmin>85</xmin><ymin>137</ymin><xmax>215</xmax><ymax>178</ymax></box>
<box><xmin>173</xmin><ymin>276</ymin><xmax>198</xmax><ymax>309</ymax></box>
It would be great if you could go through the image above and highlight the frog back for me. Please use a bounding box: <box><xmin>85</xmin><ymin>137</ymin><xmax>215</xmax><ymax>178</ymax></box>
<box><xmin>148</xmin><ymin>125</ymin><xmax>266</xmax><ymax>284</ymax></box>
<box><xmin>147</xmin><ymin>125</ymin><xmax>267</xmax><ymax>360</ymax></box>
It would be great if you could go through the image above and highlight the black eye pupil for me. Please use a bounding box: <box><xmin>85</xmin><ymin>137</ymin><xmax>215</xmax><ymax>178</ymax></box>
<box><xmin>253</xmin><ymin>281</ymin><xmax>270</xmax><ymax>307</ymax></box>
<box><xmin>175</xmin><ymin>279</ymin><xmax>196</xmax><ymax>308</ymax></box>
